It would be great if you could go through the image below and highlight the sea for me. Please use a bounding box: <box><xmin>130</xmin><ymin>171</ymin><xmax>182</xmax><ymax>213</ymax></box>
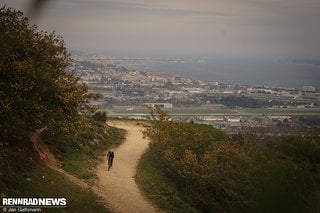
<box><xmin>119</xmin><ymin>58</ymin><xmax>320</xmax><ymax>89</ymax></box>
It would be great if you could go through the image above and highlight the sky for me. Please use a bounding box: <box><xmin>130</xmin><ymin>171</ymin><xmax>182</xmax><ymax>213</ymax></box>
<box><xmin>2</xmin><ymin>0</ymin><xmax>320</xmax><ymax>59</ymax></box>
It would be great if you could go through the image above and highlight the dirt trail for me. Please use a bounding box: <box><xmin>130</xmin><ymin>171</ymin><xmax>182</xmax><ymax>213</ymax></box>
<box><xmin>32</xmin><ymin>121</ymin><xmax>158</xmax><ymax>212</ymax></box>
<box><xmin>94</xmin><ymin>121</ymin><xmax>158</xmax><ymax>213</ymax></box>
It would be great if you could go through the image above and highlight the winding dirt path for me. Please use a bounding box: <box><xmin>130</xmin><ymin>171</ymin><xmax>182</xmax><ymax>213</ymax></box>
<box><xmin>94</xmin><ymin>121</ymin><xmax>158</xmax><ymax>213</ymax></box>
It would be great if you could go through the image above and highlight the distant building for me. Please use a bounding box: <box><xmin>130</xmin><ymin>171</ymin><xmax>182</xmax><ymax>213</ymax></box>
<box><xmin>201</xmin><ymin>116</ymin><xmax>224</xmax><ymax>122</ymax></box>
<box><xmin>303</xmin><ymin>86</ymin><xmax>316</xmax><ymax>92</ymax></box>
<box><xmin>228</xmin><ymin>118</ymin><xmax>241</xmax><ymax>122</ymax></box>
<box><xmin>144</xmin><ymin>103</ymin><xmax>173</xmax><ymax>108</ymax></box>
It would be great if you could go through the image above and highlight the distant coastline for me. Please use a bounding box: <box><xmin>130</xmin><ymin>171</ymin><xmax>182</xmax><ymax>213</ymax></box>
<box><xmin>120</xmin><ymin>59</ymin><xmax>320</xmax><ymax>89</ymax></box>
<box><xmin>71</xmin><ymin>52</ymin><xmax>320</xmax><ymax>89</ymax></box>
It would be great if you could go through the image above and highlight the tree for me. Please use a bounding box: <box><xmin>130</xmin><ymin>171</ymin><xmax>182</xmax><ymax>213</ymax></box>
<box><xmin>0</xmin><ymin>7</ymin><xmax>89</xmax><ymax>141</ymax></box>
<box><xmin>92</xmin><ymin>111</ymin><xmax>107</xmax><ymax>122</ymax></box>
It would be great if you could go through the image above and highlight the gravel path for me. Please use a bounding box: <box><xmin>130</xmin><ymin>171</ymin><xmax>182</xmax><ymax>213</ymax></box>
<box><xmin>95</xmin><ymin>121</ymin><xmax>158</xmax><ymax>213</ymax></box>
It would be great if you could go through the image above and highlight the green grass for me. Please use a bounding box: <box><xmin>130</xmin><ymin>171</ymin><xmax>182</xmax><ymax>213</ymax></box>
<box><xmin>44</xmin><ymin>120</ymin><xmax>126</xmax><ymax>183</ymax></box>
<box><xmin>136</xmin><ymin>148</ymin><xmax>197</xmax><ymax>213</ymax></box>
<box><xmin>239</xmin><ymin>107</ymin><xmax>320</xmax><ymax>115</ymax></box>
<box><xmin>0</xmin><ymin>168</ymin><xmax>108</xmax><ymax>212</ymax></box>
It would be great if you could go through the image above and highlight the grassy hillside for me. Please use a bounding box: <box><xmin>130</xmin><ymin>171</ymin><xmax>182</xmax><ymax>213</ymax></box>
<box><xmin>43</xmin><ymin>119</ymin><xmax>125</xmax><ymax>182</ymax></box>
<box><xmin>0</xmin><ymin>119</ymin><xmax>125</xmax><ymax>212</ymax></box>
<box><xmin>136</xmin><ymin>148</ymin><xmax>197</xmax><ymax>213</ymax></box>
<box><xmin>0</xmin><ymin>169</ymin><xmax>107</xmax><ymax>213</ymax></box>
<box><xmin>137</xmin><ymin>108</ymin><xmax>320</xmax><ymax>212</ymax></box>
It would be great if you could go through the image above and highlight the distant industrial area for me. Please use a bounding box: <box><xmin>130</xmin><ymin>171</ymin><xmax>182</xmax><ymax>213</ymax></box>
<box><xmin>70</xmin><ymin>54</ymin><xmax>320</xmax><ymax>134</ymax></box>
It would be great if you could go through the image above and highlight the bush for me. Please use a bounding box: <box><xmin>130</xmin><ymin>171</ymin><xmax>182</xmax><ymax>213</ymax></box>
<box><xmin>93</xmin><ymin>111</ymin><xmax>107</xmax><ymax>122</ymax></box>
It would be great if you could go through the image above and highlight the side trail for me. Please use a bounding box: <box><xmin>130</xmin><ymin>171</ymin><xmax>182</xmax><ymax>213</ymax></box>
<box><xmin>31</xmin><ymin>129</ymin><xmax>88</xmax><ymax>189</ymax></box>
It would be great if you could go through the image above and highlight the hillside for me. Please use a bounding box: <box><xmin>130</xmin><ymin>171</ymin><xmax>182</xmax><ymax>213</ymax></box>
<box><xmin>0</xmin><ymin>119</ymin><xmax>125</xmax><ymax>212</ymax></box>
<box><xmin>136</xmin><ymin>107</ymin><xmax>320</xmax><ymax>212</ymax></box>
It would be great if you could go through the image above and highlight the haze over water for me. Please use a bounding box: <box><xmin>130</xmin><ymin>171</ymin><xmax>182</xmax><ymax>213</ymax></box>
<box><xmin>3</xmin><ymin>0</ymin><xmax>320</xmax><ymax>89</ymax></box>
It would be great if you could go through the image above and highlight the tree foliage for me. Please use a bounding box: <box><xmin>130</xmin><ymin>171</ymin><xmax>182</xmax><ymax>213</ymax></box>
<box><xmin>221</xmin><ymin>95</ymin><xmax>275</xmax><ymax>108</ymax></box>
<box><xmin>92</xmin><ymin>111</ymin><xmax>107</xmax><ymax>122</ymax></box>
<box><xmin>0</xmin><ymin>7</ymin><xmax>89</xmax><ymax>140</ymax></box>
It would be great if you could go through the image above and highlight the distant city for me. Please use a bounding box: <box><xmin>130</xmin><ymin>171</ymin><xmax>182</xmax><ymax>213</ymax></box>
<box><xmin>69</xmin><ymin>53</ymin><xmax>320</xmax><ymax>134</ymax></box>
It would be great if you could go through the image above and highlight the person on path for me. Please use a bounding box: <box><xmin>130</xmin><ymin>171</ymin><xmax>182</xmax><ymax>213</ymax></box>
<box><xmin>107</xmin><ymin>151</ymin><xmax>115</xmax><ymax>171</ymax></box>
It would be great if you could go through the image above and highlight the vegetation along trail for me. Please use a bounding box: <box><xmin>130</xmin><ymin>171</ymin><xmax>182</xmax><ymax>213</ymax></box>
<box><xmin>95</xmin><ymin>121</ymin><xmax>158</xmax><ymax>212</ymax></box>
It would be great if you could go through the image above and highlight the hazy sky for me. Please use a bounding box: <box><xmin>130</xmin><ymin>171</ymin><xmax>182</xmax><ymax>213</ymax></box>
<box><xmin>2</xmin><ymin>0</ymin><xmax>320</xmax><ymax>58</ymax></box>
